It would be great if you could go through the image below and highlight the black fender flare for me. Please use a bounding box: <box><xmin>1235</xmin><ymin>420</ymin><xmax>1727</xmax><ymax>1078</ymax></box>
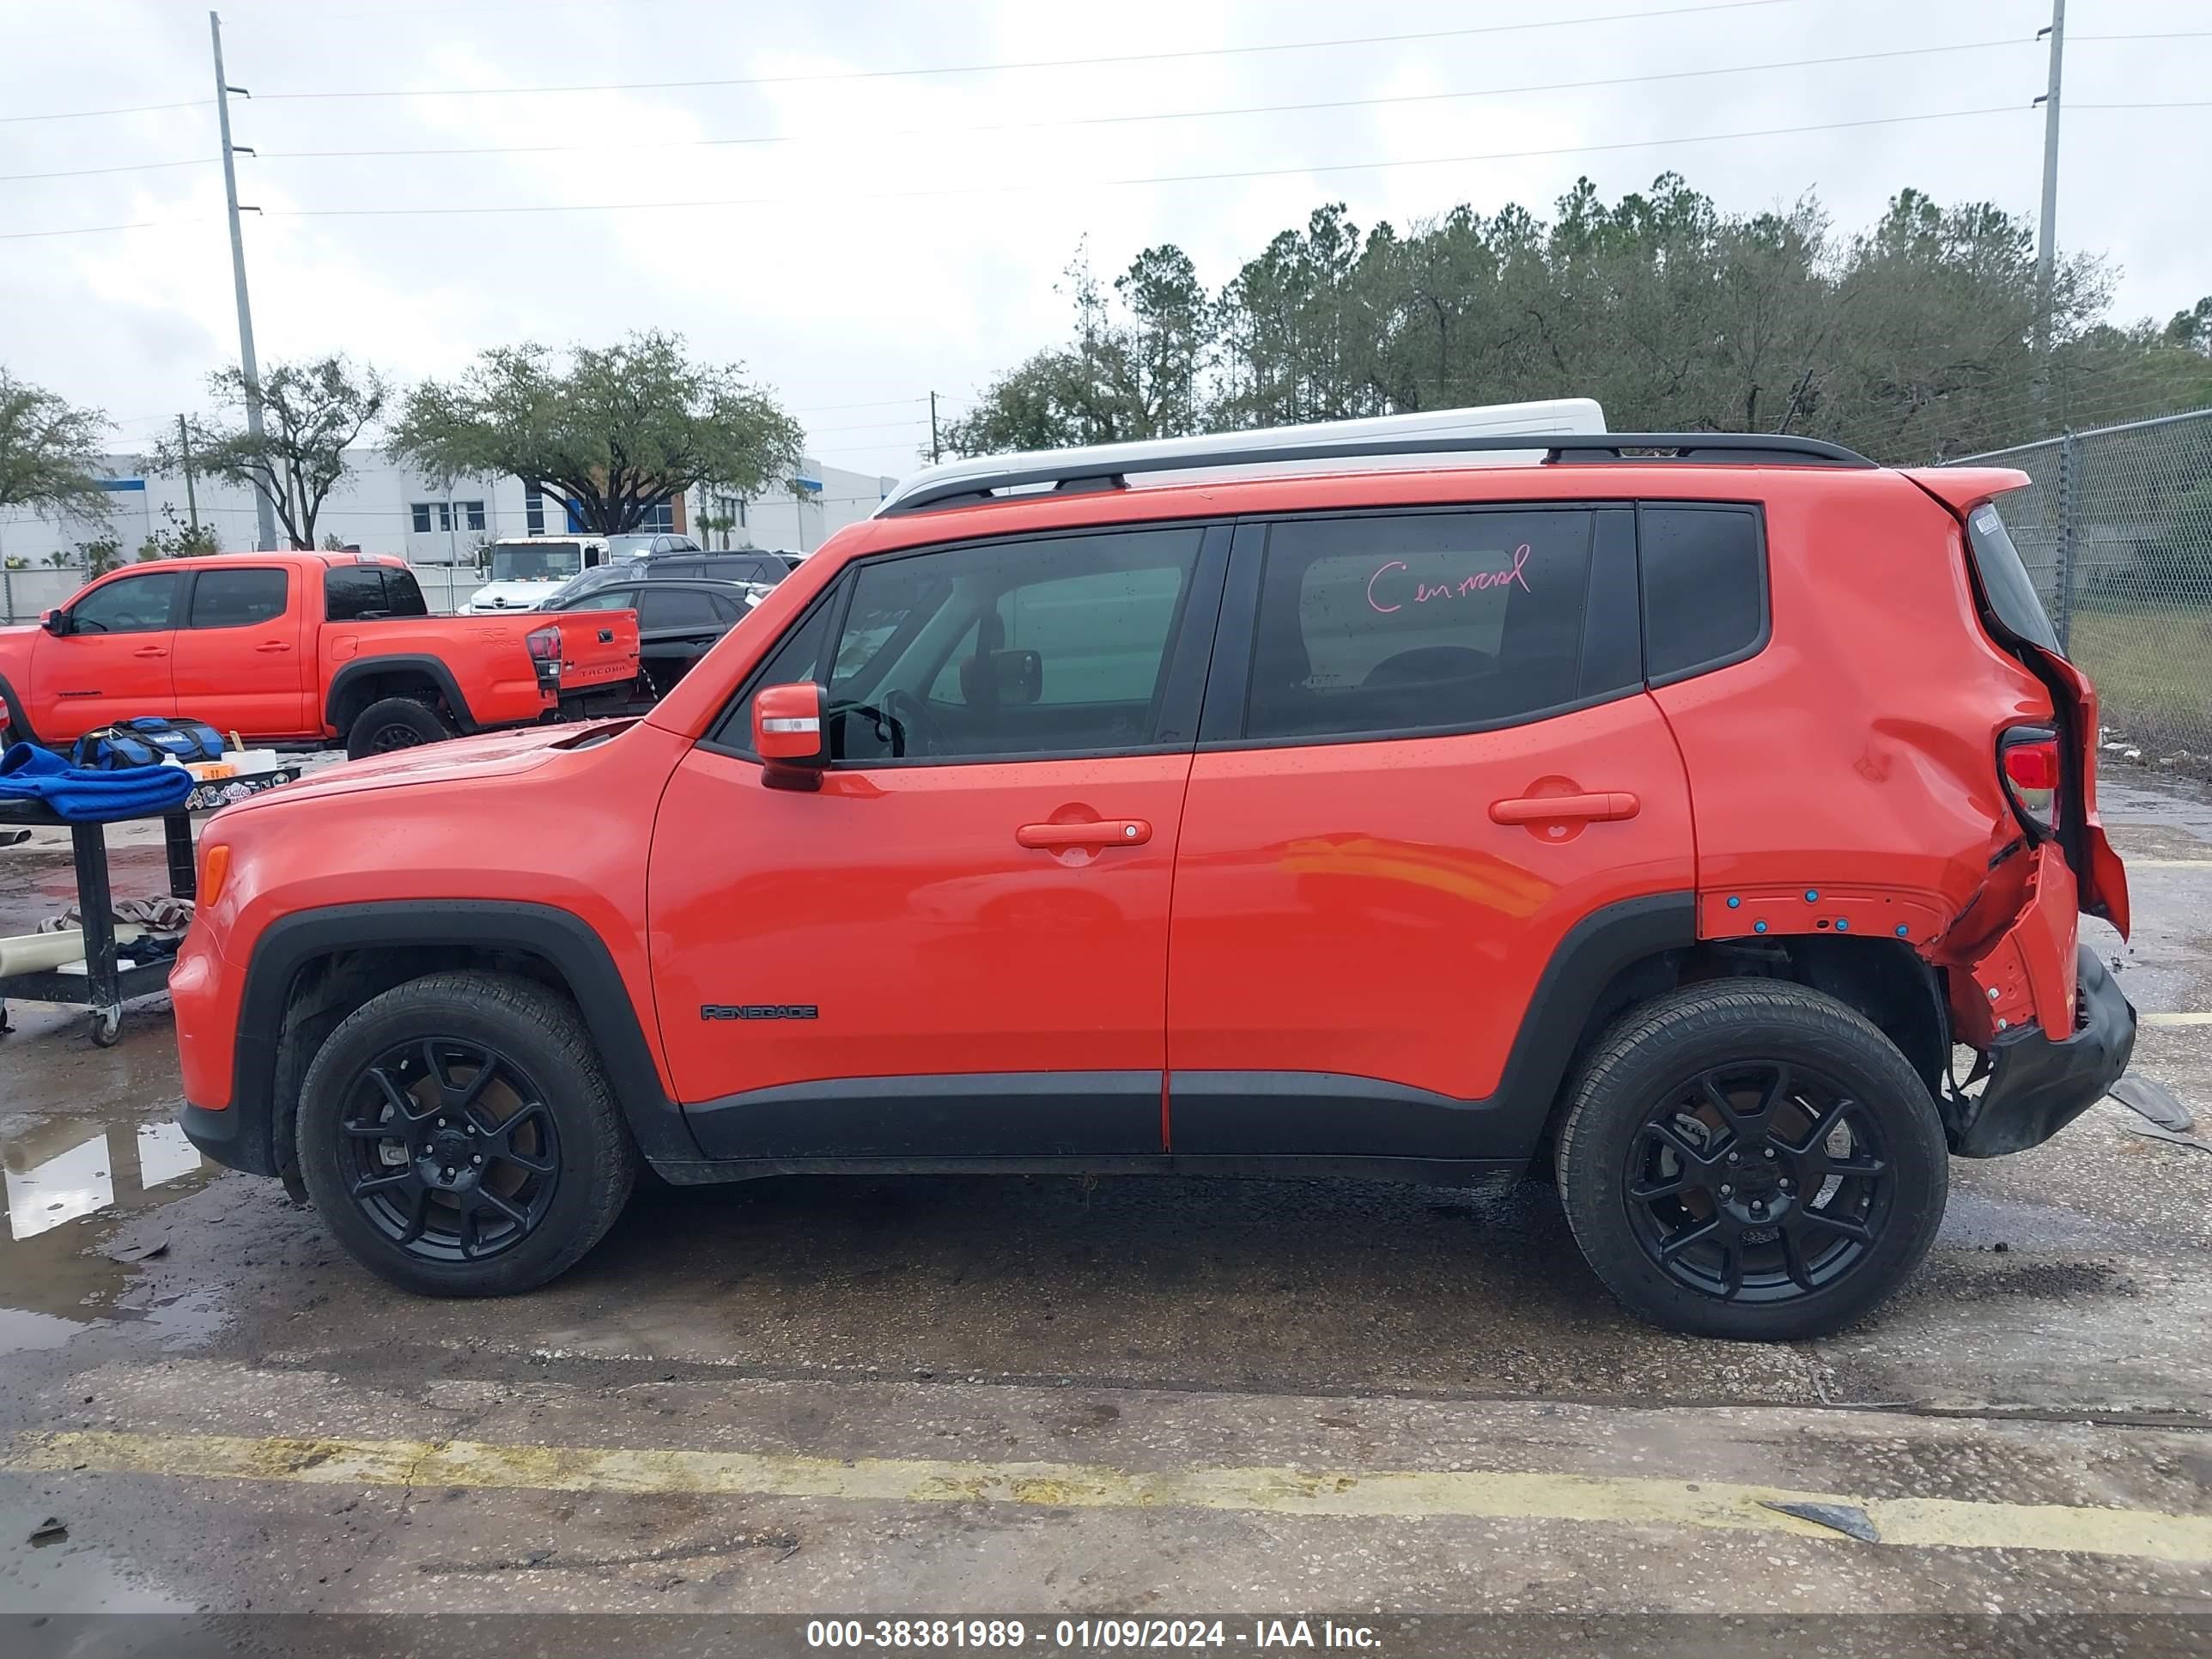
<box><xmin>323</xmin><ymin>654</ymin><xmax>480</xmax><ymax>736</ymax></box>
<box><xmin>0</xmin><ymin>670</ymin><xmax>41</xmax><ymax>745</ymax></box>
<box><xmin>179</xmin><ymin>900</ymin><xmax>694</xmax><ymax>1179</ymax></box>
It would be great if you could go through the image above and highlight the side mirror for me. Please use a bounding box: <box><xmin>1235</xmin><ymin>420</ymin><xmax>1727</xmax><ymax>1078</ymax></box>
<box><xmin>751</xmin><ymin>682</ymin><xmax>827</xmax><ymax>790</ymax></box>
<box><xmin>988</xmin><ymin>648</ymin><xmax>1042</xmax><ymax>706</ymax></box>
<box><xmin>39</xmin><ymin>608</ymin><xmax>64</xmax><ymax>636</ymax></box>
<box><xmin>959</xmin><ymin>647</ymin><xmax>1042</xmax><ymax>707</ymax></box>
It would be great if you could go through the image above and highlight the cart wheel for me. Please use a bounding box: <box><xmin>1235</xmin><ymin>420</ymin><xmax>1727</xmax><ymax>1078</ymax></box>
<box><xmin>89</xmin><ymin>1007</ymin><xmax>121</xmax><ymax>1048</ymax></box>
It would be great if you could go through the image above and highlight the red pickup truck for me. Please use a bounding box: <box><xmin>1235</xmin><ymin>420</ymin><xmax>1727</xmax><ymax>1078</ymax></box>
<box><xmin>0</xmin><ymin>552</ymin><xmax>640</xmax><ymax>759</ymax></box>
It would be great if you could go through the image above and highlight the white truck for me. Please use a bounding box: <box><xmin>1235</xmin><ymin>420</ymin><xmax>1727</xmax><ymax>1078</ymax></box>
<box><xmin>462</xmin><ymin>537</ymin><xmax>612</xmax><ymax>614</ymax></box>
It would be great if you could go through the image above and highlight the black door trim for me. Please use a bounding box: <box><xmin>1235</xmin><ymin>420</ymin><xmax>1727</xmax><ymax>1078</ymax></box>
<box><xmin>682</xmin><ymin>1070</ymin><xmax>1165</xmax><ymax>1161</ymax></box>
<box><xmin>1170</xmin><ymin>890</ymin><xmax>1695</xmax><ymax>1162</ymax></box>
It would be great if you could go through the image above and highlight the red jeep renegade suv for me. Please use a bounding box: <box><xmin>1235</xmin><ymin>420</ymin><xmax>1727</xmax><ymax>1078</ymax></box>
<box><xmin>173</xmin><ymin>426</ymin><xmax>2135</xmax><ymax>1340</ymax></box>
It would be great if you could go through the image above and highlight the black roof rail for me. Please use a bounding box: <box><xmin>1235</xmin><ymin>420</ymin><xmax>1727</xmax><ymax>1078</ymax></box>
<box><xmin>878</xmin><ymin>430</ymin><xmax>1878</xmax><ymax>516</ymax></box>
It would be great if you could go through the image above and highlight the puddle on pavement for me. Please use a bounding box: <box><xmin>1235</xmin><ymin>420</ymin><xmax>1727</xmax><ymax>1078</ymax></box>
<box><xmin>0</xmin><ymin>1109</ymin><xmax>215</xmax><ymax>1340</ymax></box>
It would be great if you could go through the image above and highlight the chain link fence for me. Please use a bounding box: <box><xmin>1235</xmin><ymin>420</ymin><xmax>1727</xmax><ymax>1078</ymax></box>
<box><xmin>1946</xmin><ymin>408</ymin><xmax>2212</xmax><ymax>764</ymax></box>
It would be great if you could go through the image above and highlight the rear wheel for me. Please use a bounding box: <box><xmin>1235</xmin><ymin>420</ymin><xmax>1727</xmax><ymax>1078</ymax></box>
<box><xmin>1554</xmin><ymin>981</ymin><xmax>1947</xmax><ymax>1341</ymax></box>
<box><xmin>296</xmin><ymin>971</ymin><xmax>637</xmax><ymax>1297</ymax></box>
<box><xmin>343</xmin><ymin>696</ymin><xmax>453</xmax><ymax>760</ymax></box>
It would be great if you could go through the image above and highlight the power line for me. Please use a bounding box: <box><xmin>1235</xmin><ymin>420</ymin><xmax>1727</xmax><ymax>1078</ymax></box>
<box><xmin>246</xmin><ymin>39</ymin><xmax>2036</xmax><ymax>166</ymax></box>
<box><xmin>248</xmin><ymin>0</ymin><xmax>1814</xmax><ymax>102</ymax></box>
<box><xmin>6</xmin><ymin>19</ymin><xmax>2202</xmax><ymax>129</ymax></box>
<box><xmin>789</xmin><ymin>396</ymin><xmax>931</xmax><ymax>415</ymax></box>
<box><xmin>0</xmin><ymin>215</ymin><xmax>219</xmax><ymax>242</ymax></box>
<box><xmin>805</xmin><ymin>416</ymin><xmax>934</xmax><ymax>435</ymax></box>
<box><xmin>0</xmin><ymin>98</ymin><xmax>209</xmax><ymax>127</ymax></box>
<box><xmin>0</xmin><ymin>157</ymin><xmax>213</xmax><ymax>185</ymax></box>
<box><xmin>258</xmin><ymin>103</ymin><xmax>2209</xmax><ymax>223</ymax></box>
<box><xmin>5</xmin><ymin>100</ymin><xmax>2203</xmax><ymax>243</ymax></box>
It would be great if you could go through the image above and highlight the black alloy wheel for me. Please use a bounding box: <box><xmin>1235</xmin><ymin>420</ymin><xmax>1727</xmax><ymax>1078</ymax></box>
<box><xmin>337</xmin><ymin>1036</ymin><xmax>562</xmax><ymax>1263</ymax></box>
<box><xmin>1623</xmin><ymin>1060</ymin><xmax>1893</xmax><ymax>1304</ymax></box>
<box><xmin>1554</xmin><ymin>980</ymin><xmax>1947</xmax><ymax>1340</ymax></box>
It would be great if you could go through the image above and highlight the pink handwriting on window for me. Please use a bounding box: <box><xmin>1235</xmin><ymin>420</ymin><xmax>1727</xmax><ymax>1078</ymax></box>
<box><xmin>1365</xmin><ymin>544</ymin><xmax>1532</xmax><ymax>614</ymax></box>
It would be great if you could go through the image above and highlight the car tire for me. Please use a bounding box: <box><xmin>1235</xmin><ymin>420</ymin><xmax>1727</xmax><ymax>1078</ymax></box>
<box><xmin>295</xmin><ymin>970</ymin><xmax>638</xmax><ymax>1297</ymax></box>
<box><xmin>344</xmin><ymin>696</ymin><xmax>453</xmax><ymax>760</ymax></box>
<box><xmin>1554</xmin><ymin>980</ymin><xmax>1947</xmax><ymax>1341</ymax></box>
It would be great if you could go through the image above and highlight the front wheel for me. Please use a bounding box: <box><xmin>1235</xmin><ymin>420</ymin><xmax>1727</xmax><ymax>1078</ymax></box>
<box><xmin>295</xmin><ymin>971</ymin><xmax>637</xmax><ymax>1296</ymax></box>
<box><xmin>1554</xmin><ymin>981</ymin><xmax>1947</xmax><ymax>1341</ymax></box>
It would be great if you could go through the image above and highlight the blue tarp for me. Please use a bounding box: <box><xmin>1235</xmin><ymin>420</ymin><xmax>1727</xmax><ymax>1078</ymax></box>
<box><xmin>0</xmin><ymin>743</ymin><xmax>194</xmax><ymax>823</ymax></box>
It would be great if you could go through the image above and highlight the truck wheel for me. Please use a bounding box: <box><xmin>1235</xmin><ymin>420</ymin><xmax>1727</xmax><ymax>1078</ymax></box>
<box><xmin>295</xmin><ymin>971</ymin><xmax>638</xmax><ymax>1297</ymax></box>
<box><xmin>1554</xmin><ymin>980</ymin><xmax>1946</xmax><ymax>1342</ymax></box>
<box><xmin>344</xmin><ymin>697</ymin><xmax>453</xmax><ymax>760</ymax></box>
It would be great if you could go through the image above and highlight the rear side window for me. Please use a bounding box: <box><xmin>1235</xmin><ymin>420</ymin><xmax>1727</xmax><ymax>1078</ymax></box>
<box><xmin>1966</xmin><ymin>502</ymin><xmax>2061</xmax><ymax>653</ymax></box>
<box><xmin>380</xmin><ymin>568</ymin><xmax>429</xmax><ymax>617</ymax></box>
<box><xmin>187</xmin><ymin>568</ymin><xmax>288</xmax><ymax>628</ymax></box>
<box><xmin>324</xmin><ymin>564</ymin><xmax>428</xmax><ymax>621</ymax></box>
<box><xmin>1639</xmin><ymin>505</ymin><xmax>1767</xmax><ymax>683</ymax></box>
<box><xmin>1243</xmin><ymin>509</ymin><xmax>1593</xmax><ymax>741</ymax></box>
<box><xmin>638</xmin><ymin>588</ymin><xmax>721</xmax><ymax>629</ymax></box>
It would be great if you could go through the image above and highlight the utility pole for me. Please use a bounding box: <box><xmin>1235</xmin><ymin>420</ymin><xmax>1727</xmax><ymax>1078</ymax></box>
<box><xmin>2033</xmin><ymin>0</ymin><xmax>2066</xmax><ymax>358</ymax></box>
<box><xmin>210</xmin><ymin>11</ymin><xmax>277</xmax><ymax>551</ymax></box>
<box><xmin>177</xmin><ymin>414</ymin><xmax>200</xmax><ymax>532</ymax></box>
<box><xmin>928</xmin><ymin>390</ymin><xmax>943</xmax><ymax>465</ymax></box>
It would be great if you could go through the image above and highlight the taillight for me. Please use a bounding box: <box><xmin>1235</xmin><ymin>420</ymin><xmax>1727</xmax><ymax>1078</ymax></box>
<box><xmin>525</xmin><ymin>625</ymin><xmax>562</xmax><ymax>663</ymax></box>
<box><xmin>2000</xmin><ymin>726</ymin><xmax>2060</xmax><ymax>836</ymax></box>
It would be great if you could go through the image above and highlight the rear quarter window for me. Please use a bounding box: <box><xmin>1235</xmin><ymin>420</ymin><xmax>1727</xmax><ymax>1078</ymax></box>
<box><xmin>1638</xmin><ymin>505</ymin><xmax>1768</xmax><ymax>684</ymax></box>
<box><xmin>1966</xmin><ymin>502</ymin><xmax>2061</xmax><ymax>653</ymax></box>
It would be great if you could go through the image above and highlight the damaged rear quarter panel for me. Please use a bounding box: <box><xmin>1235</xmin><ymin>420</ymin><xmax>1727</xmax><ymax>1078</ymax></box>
<box><xmin>1654</xmin><ymin>475</ymin><xmax>2051</xmax><ymax>945</ymax></box>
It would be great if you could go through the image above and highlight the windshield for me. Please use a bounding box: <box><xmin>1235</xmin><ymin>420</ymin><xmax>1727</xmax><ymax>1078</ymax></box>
<box><xmin>487</xmin><ymin>541</ymin><xmax>584</xmax><ymax>583</ymax></box>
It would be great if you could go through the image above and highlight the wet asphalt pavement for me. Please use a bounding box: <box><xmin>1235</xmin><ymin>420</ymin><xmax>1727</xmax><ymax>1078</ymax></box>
<box><xmin>1</xmin><ymin>775</ymin><xmax>2210</xmax><ymax>1642</ymax></box>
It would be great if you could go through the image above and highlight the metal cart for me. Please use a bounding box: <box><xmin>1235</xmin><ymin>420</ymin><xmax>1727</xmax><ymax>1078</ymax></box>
<box><xmin>0</xmin><ymin>803</ymin><xmax>197</xmax><ymax>1046</ymax></box>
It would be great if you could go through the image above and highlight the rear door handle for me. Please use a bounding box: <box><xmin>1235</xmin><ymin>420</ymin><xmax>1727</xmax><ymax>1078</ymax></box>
<box><xmin>1490</xmin><ymin>791</ymin><xmax>1640</xmax><ymax>824</ymax></box>
<box><xmin>254</xmin><ymin>641</ymin><xmax>292</xmax><ymax>653</ymax></box>
<box><xmin>1017</xmin><ymin>818</ymin><xmax>1152</xmax><ymax>850</ymax></box>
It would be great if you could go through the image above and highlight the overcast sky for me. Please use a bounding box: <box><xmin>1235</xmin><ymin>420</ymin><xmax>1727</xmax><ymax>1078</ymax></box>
<box><xmin>2</xmin><ymin>0</ymin><xmax>2205</xmax><ymax>481</ymax></box>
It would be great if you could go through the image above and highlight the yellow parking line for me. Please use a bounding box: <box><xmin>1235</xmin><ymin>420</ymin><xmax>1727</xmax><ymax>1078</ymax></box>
<box><xmin>2141</xmin><ymin>1012</ymin><xmax>2212</xmax><ymax>1026</ymax></box>
<box><xmin>9</xmin><ymin>1431</ymin><xmax>2210</xmax><ymax>1565</ymax></box>
<box><xmin>2121</xmin><ymin>859</ymin><xmax>2212</xmax><ymax>868</ymax></box>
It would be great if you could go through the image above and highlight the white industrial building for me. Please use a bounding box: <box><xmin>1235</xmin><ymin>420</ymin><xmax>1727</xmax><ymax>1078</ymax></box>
<box><xmin>0</xmin><ymin>447</ymin><xmax>896</xmax><ymax>618</ymax></box>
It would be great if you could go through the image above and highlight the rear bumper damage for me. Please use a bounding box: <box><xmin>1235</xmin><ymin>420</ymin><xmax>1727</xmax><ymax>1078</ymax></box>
<box><xmin>1948</xmin><ymin>944</ymin><xmax>2136</xmax><ymax>1158</ymax></box>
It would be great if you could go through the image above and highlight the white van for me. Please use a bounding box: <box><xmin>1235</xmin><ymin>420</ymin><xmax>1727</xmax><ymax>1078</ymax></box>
<box><xmin>463</xmin><ymin>537</ymin><xmax>612</xmax><ymax>613</ymax></box>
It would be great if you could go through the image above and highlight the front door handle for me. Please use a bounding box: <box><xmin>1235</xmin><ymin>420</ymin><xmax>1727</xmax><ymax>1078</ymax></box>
<box><xmin>1490</xmin><ymin>791</ymin><xmax>1640</xmax><ymax>825</ymax></box>
<box><xmin>132</xmin><ymin>646</ymin><xmax>167</xmax><ymax>659</ymax></box>
<box><xmin>1017</xmin><ymin>818</ymin><xmax>1152</xmax><ymax>850</ymax></box>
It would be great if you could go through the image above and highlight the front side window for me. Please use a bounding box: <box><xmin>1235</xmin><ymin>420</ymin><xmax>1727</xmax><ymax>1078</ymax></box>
<box><xmin>187</xmin><ymin>567</ymin><xmax>289</xmax><ymax>629</ymax></box>
<box><xmin>819</xmin><ymin>528</ymin><xmax>1202</xmax><ymax>763</ymax></box>
<box><xmin>1243</xmin><ymin>510</ymin><xmax>1594</xmax><ymax>741</ymax></box>
<box><xmin>70</xmin><ymin>571</ymin><xmax>181</xmax><ymax>635</ymax></box>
